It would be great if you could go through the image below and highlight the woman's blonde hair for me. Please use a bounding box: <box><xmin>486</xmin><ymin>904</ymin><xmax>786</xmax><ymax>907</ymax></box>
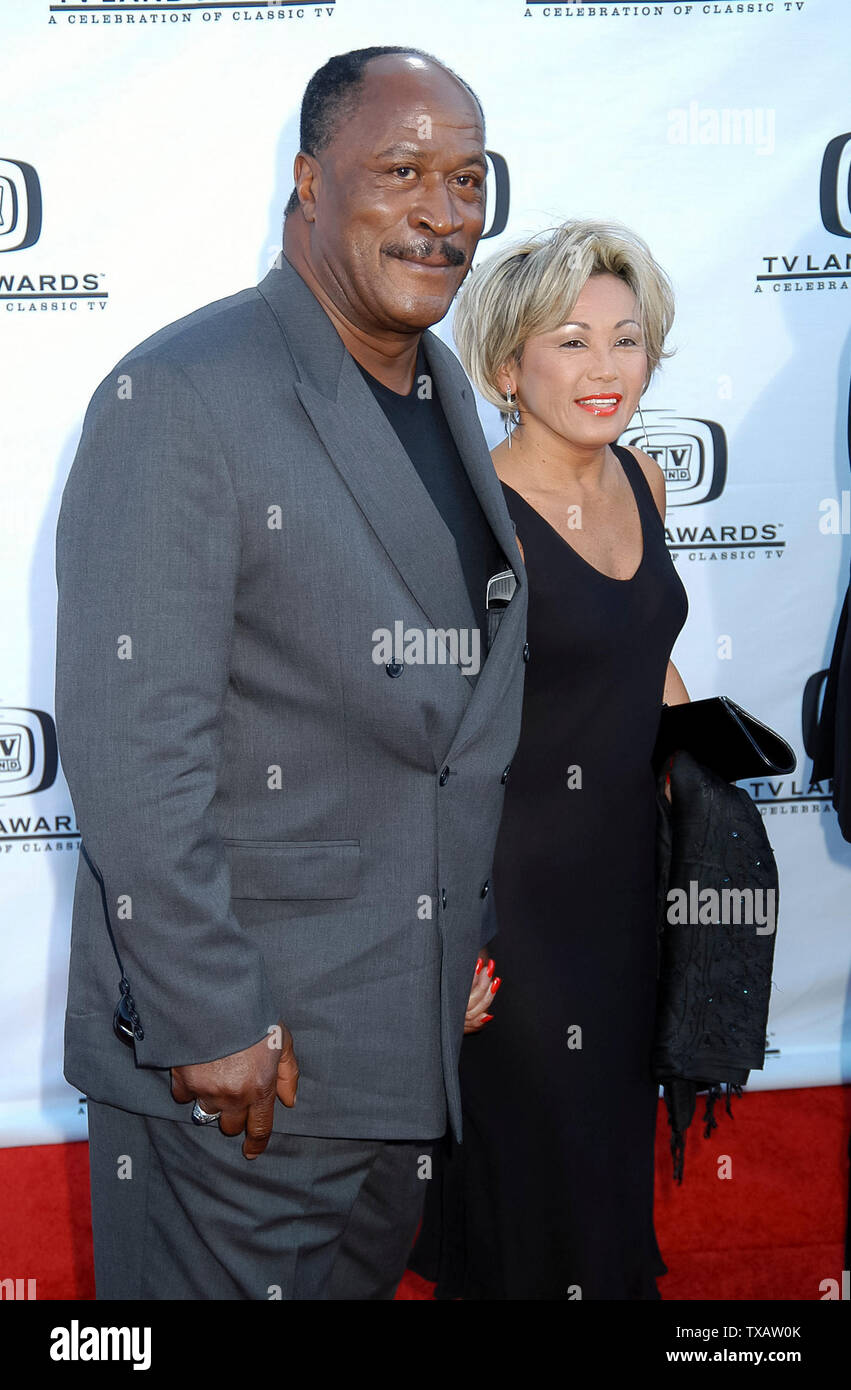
<box><xmin>452</xmin><ymin>219</ymin><xmax>675</xmax><ymax>426</ymax></box>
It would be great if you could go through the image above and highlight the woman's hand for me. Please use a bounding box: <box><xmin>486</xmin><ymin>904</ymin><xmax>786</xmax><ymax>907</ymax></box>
<box><xmin>464</xmin><ymin>955</ymin><xmax>501</xmax><ymax>1033</ymax></box>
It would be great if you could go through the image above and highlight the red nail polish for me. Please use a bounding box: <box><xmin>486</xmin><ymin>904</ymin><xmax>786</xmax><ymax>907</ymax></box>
<box><xmin>480</xmin><ymin>1013</ymin><xmax>494</xmax><ymax>1023</ymax></box>
<box><xmin>491</xmin><ymin>977</ymin><xmax>501</xmax><ymax>995</ymax></box>
<box><xmin>475</xmin><ymin>959</ymin><xmax>483</xmax><ymax>976</ymax></box>
<box><xmin>486</xmin><ymin>960</ymin><xmax>495</xmax><ymax>979</ymax></box>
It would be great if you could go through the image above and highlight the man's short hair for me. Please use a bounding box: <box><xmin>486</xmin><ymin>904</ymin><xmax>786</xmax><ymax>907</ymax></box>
<box><xmin>283</xmin><ymin>47</ymin><xmax>485</xmax><ymax>223</ymax></box>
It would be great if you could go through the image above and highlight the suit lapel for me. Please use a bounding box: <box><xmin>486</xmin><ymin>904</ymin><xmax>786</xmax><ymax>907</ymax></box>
<box><xmin>257</xmin><ymin>256</ymin><xmax>523</xmax><ymax>687</ymax></box>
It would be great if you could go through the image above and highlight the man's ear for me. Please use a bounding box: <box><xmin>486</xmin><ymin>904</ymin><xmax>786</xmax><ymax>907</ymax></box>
<box><xmin>292</xmin><ymin>152</ymin><xmax>319</xmax><ymax>224</ymax></box>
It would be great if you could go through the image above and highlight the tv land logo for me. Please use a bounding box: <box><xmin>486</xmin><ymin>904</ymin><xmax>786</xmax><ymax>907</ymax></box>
<box><xmin>619</xmin><ymin>410</ymin><xmax>726</xmax><ymax>507</ymax></box>
<box><xmin>0</xmin><ymin>160</ymin><xmax>108</xmax><ymax>313</ymax></box>
<box><xmin>756</xmin><ymin>133</ymin><xmax>851</xmax><ymax>294</ymax></box>
<box><xmin>483</xmin><ymin>152</ymin><xmax>509</xmax><ymax>242</ymax></box>
<box><xmin>619</xmin><ymin>410</ymin><xmax>785</xmax><ymax>562</ymax></box>
<box><xmin>0</xmin><ymin>160</ymin><xmax>41</xmax><ymax>252</ymax></box>
<box><xmin>820</xmin><ymin>133</ymin><xmax>851</xmax><ymax>238</ymax></box>
<box><xmin>0</xmin><ymin>708</ymin><xmax>79</xmax><ymax>854</ymax></box>
<box><xmin>802</xmin><ymin>669</ymin><xmax>829</xmax><ymax>762</ymax></box>
<box><xmin>0</xmin><ymin>708</ymin><xmax>58</xmax><ymax>797</ymax></box>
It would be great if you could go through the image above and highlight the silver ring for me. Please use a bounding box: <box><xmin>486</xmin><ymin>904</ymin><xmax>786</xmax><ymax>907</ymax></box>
<box><xmin>191</xmin><ymin>1099</ymin><xmax>222</xmax><ymax>1126</ymax></box>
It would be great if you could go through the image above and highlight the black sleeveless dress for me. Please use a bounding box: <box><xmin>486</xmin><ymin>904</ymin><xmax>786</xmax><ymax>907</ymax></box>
<box><xmin>410</xmin><ymin>443</ymin><xmax>689</xmax><ymax>1300</ymax></box>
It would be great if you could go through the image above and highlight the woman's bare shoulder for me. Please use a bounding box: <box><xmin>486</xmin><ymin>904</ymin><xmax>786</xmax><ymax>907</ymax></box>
<box><xmin>621</xmin><ymin>444</ymin><xmax>666</xmax><ymax>520</ymax></box>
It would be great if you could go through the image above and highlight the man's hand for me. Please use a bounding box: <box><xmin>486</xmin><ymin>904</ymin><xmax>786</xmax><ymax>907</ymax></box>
<box><xmin>170</xmin><ymin>1020</ymin><xmax>299</xmax><ymax>1160</ymax></box>
<box><xmin>464</xmin><ymin>955</ymin><xmax>501</xmax><ymax>1034</ymax></box>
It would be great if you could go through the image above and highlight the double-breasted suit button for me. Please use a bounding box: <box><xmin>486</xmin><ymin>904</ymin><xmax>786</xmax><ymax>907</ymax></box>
<box><xmin>523</xmin><ymin>642</ymin><xmax>531</xmax><ymax>663</ymax></box>
<box><xmin>501</xmin><ymin>764</ymin><xmax>511</xmax><ymax>784</ymax></box>
<box><xmin>439</xmin><ymin>765</ymin><xmax>450</xmax><ymax>785</ymax></box>
<box><xmin>480</xmin><ymin>879</ymin><xmax>490</xmax><ymax>898</ymax></box>
<box><xmin>385</xmin><ymin>661</ymin><xmax>404</xmax><ymax>678</ymax></box>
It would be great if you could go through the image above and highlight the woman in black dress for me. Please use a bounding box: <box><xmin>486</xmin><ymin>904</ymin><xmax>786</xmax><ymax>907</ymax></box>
<box><xmin>412</xmin><ymin>220</ymin><xmax>690</xmax><ymax>1300</ymax></box>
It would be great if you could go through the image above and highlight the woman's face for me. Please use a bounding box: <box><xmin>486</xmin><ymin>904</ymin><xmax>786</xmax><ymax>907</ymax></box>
<box><xmin>508</xmin><ymin>271</ymin><xmax>649</xmax><ymax>449</ymax></box>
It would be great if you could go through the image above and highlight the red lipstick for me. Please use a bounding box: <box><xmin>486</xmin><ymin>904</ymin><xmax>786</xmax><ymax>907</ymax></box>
<box><xmin>574</xmin><ymin>393</ymin><xmax>623</xmax><ymax>417</ymax></box>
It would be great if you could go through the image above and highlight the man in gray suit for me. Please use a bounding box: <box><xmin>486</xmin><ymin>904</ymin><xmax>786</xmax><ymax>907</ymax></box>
<box><xmin>54</xmin><ymin>46</ymin><xmax>526</xmax><ymax>1299</ymax></box>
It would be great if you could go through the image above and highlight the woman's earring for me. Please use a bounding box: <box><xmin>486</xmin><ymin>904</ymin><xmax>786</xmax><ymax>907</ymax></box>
<box><xmin>505</xmin><ymin>386</ymin><xmax>517</xmax><ymax>449</ymax></box>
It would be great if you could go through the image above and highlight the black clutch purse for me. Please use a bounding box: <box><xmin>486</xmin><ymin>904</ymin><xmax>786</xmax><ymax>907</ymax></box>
<box><xmin>652</xmin><ymin>695</ymin><xmax>796</xmax><ymax>784</ymax></box>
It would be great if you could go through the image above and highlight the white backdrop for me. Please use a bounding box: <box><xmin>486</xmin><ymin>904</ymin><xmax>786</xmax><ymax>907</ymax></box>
<box><xmin>1</xmin><ymin>0</ymin><xmax>850</xmax><ymax>1145</ymax></box>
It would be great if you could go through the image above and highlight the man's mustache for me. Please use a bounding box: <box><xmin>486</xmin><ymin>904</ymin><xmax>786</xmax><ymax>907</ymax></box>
<box><xmin>384</xmin><ymin>239</ymin><xmax>467</xmax><ymax>268</ymax></box>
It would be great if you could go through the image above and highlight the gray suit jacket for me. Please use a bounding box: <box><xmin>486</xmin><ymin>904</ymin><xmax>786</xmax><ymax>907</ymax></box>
<box><xmin>55</xmin><ymin>253</ymin><xmax>527</xmax><ymax>1141</ymax></box>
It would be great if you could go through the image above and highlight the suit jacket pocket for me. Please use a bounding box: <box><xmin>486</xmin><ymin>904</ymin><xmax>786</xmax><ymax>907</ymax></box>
<box><xmin>223</xmin><ymin>839</ymin><xmax>360</xmax><ymax>900</ymax></box>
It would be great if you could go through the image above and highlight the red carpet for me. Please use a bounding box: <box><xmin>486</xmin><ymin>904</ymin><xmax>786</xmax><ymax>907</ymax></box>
<box><xmin>1</xmin><ymin>1085</ymin><xmax>847</xmax><ymax>1300</ymax></box>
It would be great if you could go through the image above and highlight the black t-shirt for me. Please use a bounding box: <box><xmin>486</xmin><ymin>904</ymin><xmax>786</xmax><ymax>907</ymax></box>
<box><xmin>353</xmin><ymin>339</ymin><xmax>504</xmax><ymax>636</ymax></box>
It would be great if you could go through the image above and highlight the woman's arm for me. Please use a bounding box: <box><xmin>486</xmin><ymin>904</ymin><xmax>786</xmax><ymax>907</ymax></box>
<box><xmin>664</xmin><ymin>659</ymin><xmax>690</xmax><ymax>706</ymax></box>
<box><xmin>661</xmin><ymin>661</ymin><xmax>690</xmax><ymax>802</ymax></box>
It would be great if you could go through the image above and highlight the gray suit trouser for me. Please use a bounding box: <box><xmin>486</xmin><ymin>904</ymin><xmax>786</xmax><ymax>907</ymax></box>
<box><xmin>86</xmin><ymin>1099</ymin><xmax>433</xmax><ymax>1300</ymax></box>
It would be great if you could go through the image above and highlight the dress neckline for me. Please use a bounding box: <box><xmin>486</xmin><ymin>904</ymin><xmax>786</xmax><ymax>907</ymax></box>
<box><xmin>500</xmin><ymin>446</ymin><xmax>647</xmax><ymax>584</ymax></box>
